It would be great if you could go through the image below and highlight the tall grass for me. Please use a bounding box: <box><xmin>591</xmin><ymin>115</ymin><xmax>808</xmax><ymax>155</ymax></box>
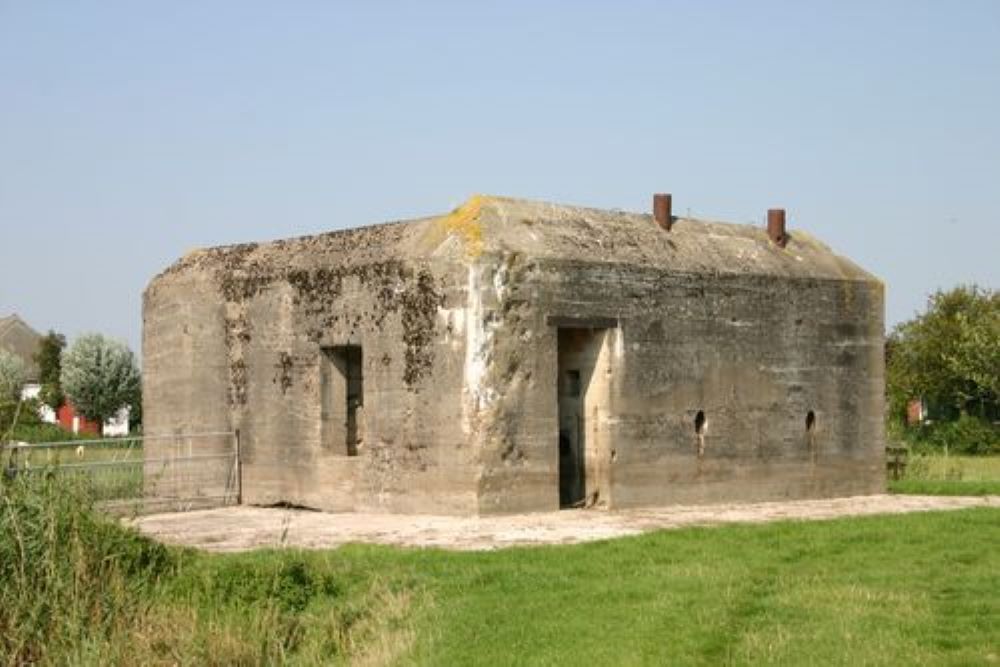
<box><xmin>889</xmin><ymin>453</ymin><xmax>1000</xmax><ymax>495</ymax></box>
<box><xmin>0</xmin><ymin>477</ymin><xmax>421</xmax><ymax>666</ymax></box>
<box><xmin>0</xmin><ymin>476</ymin><xmax>176</xmax><ymax>664</ymax></box>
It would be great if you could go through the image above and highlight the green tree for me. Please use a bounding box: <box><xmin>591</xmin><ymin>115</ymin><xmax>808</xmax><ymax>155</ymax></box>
<box><xmin>0</xmin><ymin>349</ymin><xmax>25</xmax><ymax>404</ymax></box>
<box><xmin>33</xmin><ymin>330</ymin><xmax>66</xmax><ymax>411</ymax></box>
<box><xmin>886</xmin><ymin>285</ymin><xmax>999</xmax><ymax>423</ymax></box>
<box><xmin>129</xmin><ymin>383</ymin><xmax>142</xmax><ymax>432</ymax></box>
<box><xmin>0</xmin><ymin>349</ymin><xmax>27</xmax><ymax>434</ymax></box>
<box><xmin>61</xmin><ymin>334</ymin><xmax>141</xmax><ymax>428</ymax></box>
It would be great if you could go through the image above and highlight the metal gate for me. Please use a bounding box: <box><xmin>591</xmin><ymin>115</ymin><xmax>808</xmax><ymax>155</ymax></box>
<box><xmin>3</xmin><ymin>431</ymin><xmax>240</xmax><ymax>515</ymax></box>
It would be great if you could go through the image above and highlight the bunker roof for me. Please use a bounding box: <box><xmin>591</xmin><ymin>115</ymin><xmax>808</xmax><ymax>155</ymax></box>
<box><xmin>156</xmin><ymin>195</ymin><xmax>879</xmax><ymax>286</ymax></box>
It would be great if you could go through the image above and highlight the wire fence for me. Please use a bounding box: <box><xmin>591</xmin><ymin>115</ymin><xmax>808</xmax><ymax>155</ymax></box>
<box><xmin>2</xmin><ymin>431</ymin><xmax>240</xmax><ymax>515</ymax></box>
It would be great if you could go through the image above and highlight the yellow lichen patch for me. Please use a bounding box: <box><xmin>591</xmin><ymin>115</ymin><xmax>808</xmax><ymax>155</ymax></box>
<box><xmin>433</xmin><ymin>195</ymin><xmax>487</xmax><ymax>258</ymax></box>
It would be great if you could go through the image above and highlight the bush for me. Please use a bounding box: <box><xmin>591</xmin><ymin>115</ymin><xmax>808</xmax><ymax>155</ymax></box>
<box><xmin>0</xmin><ymin>350</ymin><xmax>26</xmax><ymax>404</ymax></box>
<box><xmin>899</xmin><ymin>413</ymin><xmax>999</xmax><ymax>455</ymax></box>
<box><xmin>8</xmin><ymin>421</ymin><xmax>90</xmax><ymax>444</ymax></box>
<box><xmin>0</xmin><ymin>398</ymin><xmax>43</xmax><ymax>444</ymax></box>
<box><xmin>0</xmin><ymin>350</ymin><xmax>28</xmax><ymax>436</ymax></box>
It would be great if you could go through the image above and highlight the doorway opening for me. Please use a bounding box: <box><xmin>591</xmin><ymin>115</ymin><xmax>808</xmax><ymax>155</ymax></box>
<box><xmin>557</xmin><ymin>327</ymin><xmax>612</xmax><ymax>508</ymax></box>
<box><xmin>320</xmin><ymin>345</ymin><xmax>363</xmax><ymax>456</ymax></box>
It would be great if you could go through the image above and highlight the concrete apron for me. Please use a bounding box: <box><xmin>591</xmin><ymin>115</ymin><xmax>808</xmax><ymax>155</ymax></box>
<box><xmin>131</xmin><ymin>494</ymin><xmax>1000</xmax><ymax>553</ymax></box>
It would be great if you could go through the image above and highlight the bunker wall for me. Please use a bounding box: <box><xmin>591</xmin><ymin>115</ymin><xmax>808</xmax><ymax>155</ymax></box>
<box><xmin>142</xmin><ymin>273</ymin><xmax>233</xmax><ymax>505</ymax></box>
<box><xmin>220</xmin><ymin>258</ymin><xmax>476</xmax><ymax>514</ymax></box>
<box><xmin>475</xmin><ymin>256</ymin><xmax>885</xmax><ymax>512</ymax></box>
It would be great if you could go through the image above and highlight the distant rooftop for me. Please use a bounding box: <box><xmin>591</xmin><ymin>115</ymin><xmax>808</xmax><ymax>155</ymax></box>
<box><xmin>0</xmin><ymin>314</ymin><xmax>43</xmax><ymax>382</ymax></box>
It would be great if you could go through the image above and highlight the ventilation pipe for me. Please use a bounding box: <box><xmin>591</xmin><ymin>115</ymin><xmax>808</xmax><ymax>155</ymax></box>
<box><xmin>767</xmin><ymin>208</ymin><xmax>787</xmax><ymax>247</ymax></box>
<box><xmin>653</xmin><ymin>193</ymin><xmax>673</xmax><ymax>231</ymax></box>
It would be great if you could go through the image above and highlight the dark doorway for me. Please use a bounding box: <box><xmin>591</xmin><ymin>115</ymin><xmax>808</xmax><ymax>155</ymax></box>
<box><xmin>558</xmin><ymin>365</ymin><xmax>585</xmax><ymax>507</ymax></box>
<box><xmin>320</xmin><ymin>345</ymin><xmax>363</xmax><ymax>456</ymax></box>
<box><xmin>557</xmin><ymin>328</ymin><xmax>611</xmax><ymax>508</ymax></box>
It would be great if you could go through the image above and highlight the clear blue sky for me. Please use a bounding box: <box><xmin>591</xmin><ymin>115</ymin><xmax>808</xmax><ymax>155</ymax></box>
<box><xmin>2</xmin><ymin>1</ymin><xmax>998</xmax><ymax>354</ymax></box>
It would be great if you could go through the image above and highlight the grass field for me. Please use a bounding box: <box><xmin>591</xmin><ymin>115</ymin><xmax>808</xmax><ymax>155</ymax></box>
<box><xmin>10</xmin><ymin>438</ymin><xmax>142</xmax><ymax>466</ymax></box>
<box><xmin>399</xmin><ymin>509</ymin><xmax>1000</xmax><ymax>666</ymax></box>
<box><xmin>2</xmin><ymin>477</ymin><xmax>998</xmax><ymax>665</ymax></box>
<box><xmin>890</xmin><ymin>454</ymin><xmax>1000</xmax><ymax>496</ymax></box>
<box><xmin>5</xmin><ymin>438</ymin><xmax>145</xmax><ymax>502</ymax></box>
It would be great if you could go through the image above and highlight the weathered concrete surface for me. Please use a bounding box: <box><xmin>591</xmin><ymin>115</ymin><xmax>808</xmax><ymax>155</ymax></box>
<box><xmin>132</xmin><ymin>495</ymin><xmax>1000</xmax><ymax>552</ymax></box>
<box><xmin>143</xmin><ymin>195</ymin><xmax>885</xmax><ymax>515</ymax></box>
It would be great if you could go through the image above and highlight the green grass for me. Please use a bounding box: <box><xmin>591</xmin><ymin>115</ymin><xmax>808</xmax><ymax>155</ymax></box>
<box><xmin>890</xmin><ymin>479</ymin><xmax>1000</xmax><ymax>495</ymax></box>
<box><xmin>397</xmin><ymin>510</ymin><xmax>1000</xmax><ymax>666</ymax></box>
<box><xmin>3</xmin><ymin>477</ymin><xmax>999</xmax><ymax>666</ymax></box>
<box><xmin>7</xmin><ymin>422</ymin><xmax>97</xmax><ymax>444</ymax></box>
<box><xmin>12</xmin><ymin>440</ymin><xmax>142</xmax><ymax>466</ymax></box>
<box><xmin>890</xmin><ymin>454</ymin><xmax>1000</xmax><ymax>497</ymax></box>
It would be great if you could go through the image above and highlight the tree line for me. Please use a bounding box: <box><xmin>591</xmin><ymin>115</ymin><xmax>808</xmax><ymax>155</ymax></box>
<box><xmin>886</xmin><ymin>285</ymin><xmax>998</xmax><ymax>454</ymax></box>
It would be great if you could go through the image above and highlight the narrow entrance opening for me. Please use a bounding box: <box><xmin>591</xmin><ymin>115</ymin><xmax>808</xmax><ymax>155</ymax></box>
<box><xmin>556</xmin><ymin>327</ymin><xmax>611</xmax><ymax>508</ymax></box>
<box><xmin>320</xmin><ymin>345</ymin><xmax>363</xmax><ymax>456</ymax></box>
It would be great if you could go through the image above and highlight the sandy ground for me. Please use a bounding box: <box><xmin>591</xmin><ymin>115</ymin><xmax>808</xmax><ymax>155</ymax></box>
<box><xmin>131</xmin><ymin>494</ymin><xmax>1000</xmax><ymax>553</ymax></box>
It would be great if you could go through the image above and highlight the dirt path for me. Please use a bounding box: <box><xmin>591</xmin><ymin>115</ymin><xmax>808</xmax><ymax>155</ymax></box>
<box><xmin>132</xmin><ymin>494</ymin><xmax>1000</xmax><ymax>552</ymax></box>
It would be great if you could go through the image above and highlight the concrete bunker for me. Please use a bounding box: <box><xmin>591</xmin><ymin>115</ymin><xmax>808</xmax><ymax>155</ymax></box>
<box><xmin>143</xmin><ymin>193</ymin><xmax>886</xmax><ymax>515</ymax></box>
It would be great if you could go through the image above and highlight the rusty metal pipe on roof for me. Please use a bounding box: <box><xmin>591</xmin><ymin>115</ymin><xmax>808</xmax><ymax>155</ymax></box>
<box><xmin>767</xmin><ymin>208</ymin><xmax>787</xmax><ymax>247</ymax></box>
<box><xmin>653</xmin><ymin>193</ymin><xmax>673</xmax><ymax>231</ymax></box>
